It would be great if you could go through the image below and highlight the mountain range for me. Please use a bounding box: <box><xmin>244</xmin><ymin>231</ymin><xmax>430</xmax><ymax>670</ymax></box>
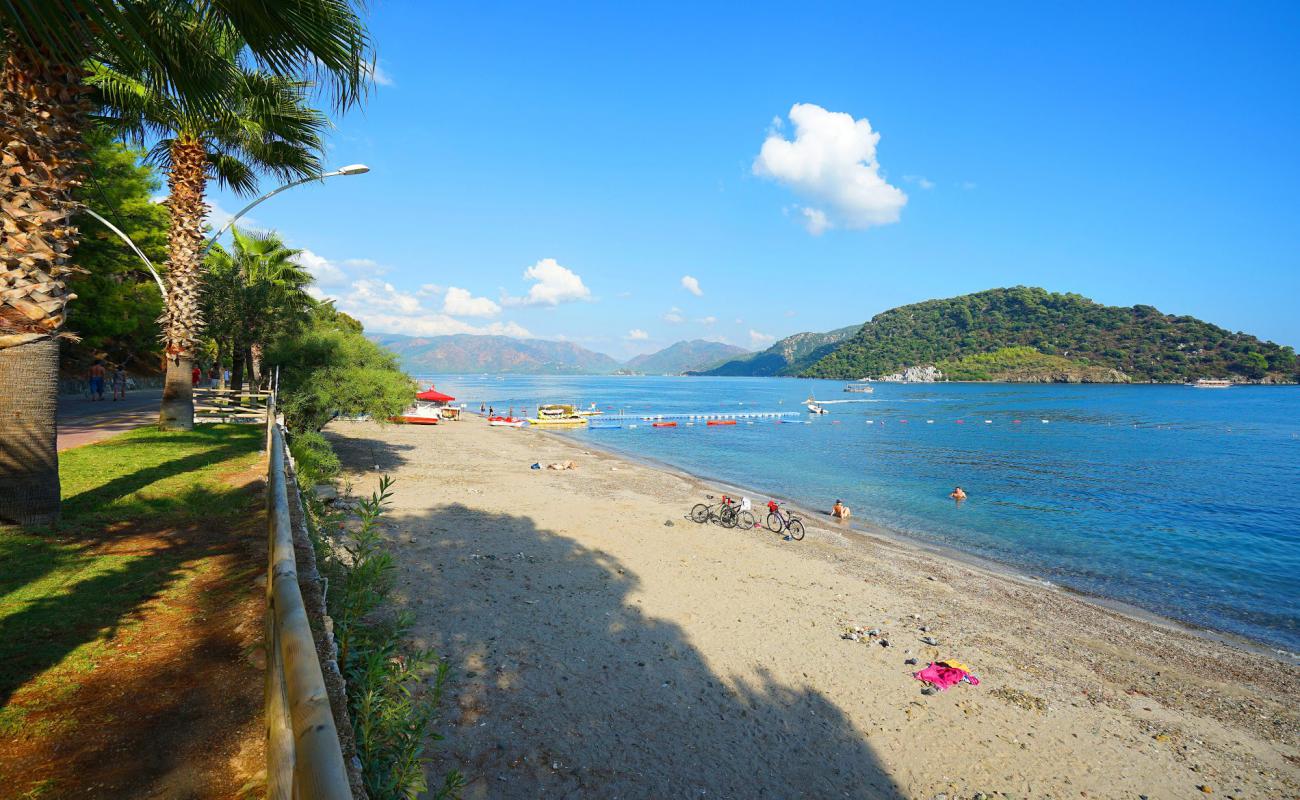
<box><xmin>692</xmin><ymin>324</ymin><xmax>862</xmax><ymax>376</ymax></box>
<box><xmin>370</xmin><ymin>288</ymin><xmax>1298</xmax><ymax>383</ymax></box>
<box><xmin>369</xmin><ymin>334</ymin><xmax>748</xmax><ymax>375</ymax></box>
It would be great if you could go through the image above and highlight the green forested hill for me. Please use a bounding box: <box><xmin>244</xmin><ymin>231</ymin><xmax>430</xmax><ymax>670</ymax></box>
<box><xmin>803</xmin><ymin>287</ymin><xmax>1298</xmax><ymax>383</ymax></box>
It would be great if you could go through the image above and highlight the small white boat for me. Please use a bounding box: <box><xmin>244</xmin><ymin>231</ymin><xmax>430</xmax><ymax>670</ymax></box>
<box><xmin>807</xmin><ymin>401</ymin><xmax>828</xmax><ymax>414</ymax></box>
<box><xmin>844</xmin><ymin>381</ymin><xmax>874</xmax><ymax>394</ymax></box>
<box><xmin>1187</xmin><ymin>379</ymin><xmax>1233</xmax><ymax>388</ymax></box>
<box><xmin>488</xmin><ymin>416</ymin><xmax>527</xmax><ymax>428</ymax></box>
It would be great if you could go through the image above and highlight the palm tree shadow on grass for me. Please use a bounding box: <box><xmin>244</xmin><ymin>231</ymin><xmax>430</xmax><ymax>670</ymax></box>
<box><xmin>60</xmin><ymin>442</ymin><xmax>252</xmax><ymax>528</ymax></box>
<box><xmin>0</xmin><ymin>481</ymin><xmax>258</xmax><ymax>707</ymax></box>
<box><xmin>390</xmin><ymin>503</ymin><xmax>906</xmax><ymax>799</ymax></box>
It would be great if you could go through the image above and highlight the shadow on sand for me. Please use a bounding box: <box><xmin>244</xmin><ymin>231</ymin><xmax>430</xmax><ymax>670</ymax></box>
<box><xmin>385</xmin><ymin>502</ymin><xmax>905</xmax><ymax>799</ymax></box>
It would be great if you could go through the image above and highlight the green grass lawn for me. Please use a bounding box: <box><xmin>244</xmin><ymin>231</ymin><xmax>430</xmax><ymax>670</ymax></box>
<box><xmin>0</xmin><ymin>425</ymin><xmax>263</xmax><ymax>709</ymax></box>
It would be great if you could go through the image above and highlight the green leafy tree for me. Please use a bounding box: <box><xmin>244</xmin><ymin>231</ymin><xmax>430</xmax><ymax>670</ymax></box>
<box><xmin>267</xmin><ymin>315</ymin><xmax>415</xmax><ymax>434</ymax></box>
<box><xmin>0</xmin><ymin>0</ymin><xmax>370</xmax><ymax>525</ymax></box>
<box><xmin>68</xmin><ymin>127</ymin><xmax>169</xmax><ymax>369</ymax></box>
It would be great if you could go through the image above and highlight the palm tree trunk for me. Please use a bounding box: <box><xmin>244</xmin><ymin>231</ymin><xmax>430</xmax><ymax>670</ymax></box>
<box><xmin>158</xmin><ymin>137</ymin><xmax>208</xmax><ymax>430</ymax></box>
<box><xmin>0</xmin><ymin>339</ymin><xmax>61</xmax><ymax>525</ymax></box>
<box><xmin>231</xmin><ymin>335</ymin><xmax>245</xmax><ymax>390</ymax></box>
<box><xmin>0</xmin><ymin>40</ymin><xmax>91</xmax><ymax>526</ymax></box>
<box><xmin>249</xmin><ymin>342</ymin><xmax>262</xmax><ymax>387</ymax></box>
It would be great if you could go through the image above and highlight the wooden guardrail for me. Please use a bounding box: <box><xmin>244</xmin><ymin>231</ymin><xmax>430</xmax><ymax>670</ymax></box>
<box><xmin>195</xmin><ymin>387</ymin><xmax>272</xmax><ymax>423</ymax></box>
<box><xmin>265</xmin><ymin>416</ymin><xmax>352</xmax><ymax>799</ymax></box>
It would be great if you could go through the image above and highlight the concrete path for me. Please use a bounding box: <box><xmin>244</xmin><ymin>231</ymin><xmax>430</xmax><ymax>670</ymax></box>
<box><xmin>57</xmin><ymin>389</ymin><xmax>162</xmax><ymax>451</ymax></box>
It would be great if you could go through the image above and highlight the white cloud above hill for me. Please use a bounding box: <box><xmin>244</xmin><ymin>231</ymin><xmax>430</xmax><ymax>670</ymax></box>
<box><xmin>504</xmin><ymin>258</ymin><xmax>591</xmax><ymax>306</ymax></box>
<box><xmin>754</xmin><ymin>103</ymin><xmax>907</xmax><ymax>235</ymax></box>
<box><xmin>442</xmin><ymin>286</ymin><xmax>501</xmax><ymax>317</ymax></box>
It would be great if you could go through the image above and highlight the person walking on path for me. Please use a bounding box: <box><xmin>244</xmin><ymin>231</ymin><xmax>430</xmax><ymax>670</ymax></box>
<box><xmin>191</xmin><ymin>365</ymin><xmax>202</xmax><ymax>388</ymax></box>
<box><xmin>88</xmin><ymin>360</ymin><xmax>107</xmax><ymax>401</ymax></box>
<box><xmin>111</xmin><ymin>365</ymin><xmax>127</xmax><ymax>401</ymax></box>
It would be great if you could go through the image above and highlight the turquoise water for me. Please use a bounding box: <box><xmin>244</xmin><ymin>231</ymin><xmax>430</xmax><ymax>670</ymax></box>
<box><xmin>422</xmin><ymin>375</ymin><xmax>1300</xmax><ymax>653</ymax></box>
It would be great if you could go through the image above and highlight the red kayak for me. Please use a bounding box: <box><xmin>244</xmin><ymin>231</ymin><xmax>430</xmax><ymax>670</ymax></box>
<box><xmin>706</xmin><ymin>420</ymin><xmax>736</xmax><ymax>426</ymax></box>
<box><xmin>652</xmin><ymin>421</ymin><xmax>677</xmax><ymax>428</ymax></box>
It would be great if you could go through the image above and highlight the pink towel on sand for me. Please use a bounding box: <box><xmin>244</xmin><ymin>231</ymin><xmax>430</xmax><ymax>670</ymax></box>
<box><xmin>914</xmin><ymin>662</ymin><xmax>979</xmax><ymax>690</ymax></box>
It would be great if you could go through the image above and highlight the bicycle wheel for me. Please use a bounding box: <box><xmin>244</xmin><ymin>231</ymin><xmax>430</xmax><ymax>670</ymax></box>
<box><xmin>718</xmin><ymin>505</ymin><xmax>737</xmax><ymax>528</ymax></box>
<box><xmin>787</xmin><ymin>518</ymin><xmax>805</xmax><ymax>541</ymax></box>
<box><xmin>690</xmin><ymin>504</ymin><xmax>710</xmax><ymax>523</ymax></box>
<box><xmin>736</xmin><ymin>510</ymin><xmax>756</xmax><ymax>530</ymax></box>
<box><xmin>766</xmin><ymin>512</ymin><xmax>783</xmax><ymax>533</ymax></box>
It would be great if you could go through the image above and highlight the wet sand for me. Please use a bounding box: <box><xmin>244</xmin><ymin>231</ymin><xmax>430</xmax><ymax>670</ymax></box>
<box><xmin>325</xmin><ymin>417</ymin><xmax>1299</xmax><ymax>799</ymax></box>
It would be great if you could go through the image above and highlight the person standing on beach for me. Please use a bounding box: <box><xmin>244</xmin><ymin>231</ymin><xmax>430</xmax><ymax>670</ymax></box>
<box><xmin>111</xmin><ymin>365</ymin><xmax>127</xmax><ymax>401</ymax></box>
<box><xmin>88</xmin><ymin>360</ymin><xmax>106</xmax><ymax>401</ymax></box>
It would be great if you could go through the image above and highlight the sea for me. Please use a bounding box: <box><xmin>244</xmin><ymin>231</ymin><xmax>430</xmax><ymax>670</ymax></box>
<box><xmin>416</xmin><ymin>375</ymin><xmax>1300</xmax><ymax>655</ymax></box>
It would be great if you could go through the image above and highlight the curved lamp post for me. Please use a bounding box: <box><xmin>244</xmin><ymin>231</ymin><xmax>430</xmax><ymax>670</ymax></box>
<box><xmin>80</xmin><ymin>164</ymin><xmax>371</xmax><ymax>294</ymax></box>
<box><xmin>200</xmin><ymin>163</ymin><xmax>370</xmax><ymax>258</ymax></box>
<box><xmin>79</xmin><ymin>207</ymin><xmax>168</xmax><ymax>297</ymax></box>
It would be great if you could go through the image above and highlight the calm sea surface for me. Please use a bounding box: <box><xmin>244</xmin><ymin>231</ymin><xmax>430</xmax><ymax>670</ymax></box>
<box><xmin>417</xmin><ymin>375</ymin><xmax>1300</xmax><ymax>653</ymax></box>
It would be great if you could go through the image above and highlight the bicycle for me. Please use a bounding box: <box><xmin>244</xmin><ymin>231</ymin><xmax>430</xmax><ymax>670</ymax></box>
<box><xmin>765</xmin><ymin>500</ymin><xmax>805</xmax><ymax>540</ymax></box>
<box><xmin>690</xmin><ymin>494</ymin><xmax>754</xmax><ymax>529</ymax></box>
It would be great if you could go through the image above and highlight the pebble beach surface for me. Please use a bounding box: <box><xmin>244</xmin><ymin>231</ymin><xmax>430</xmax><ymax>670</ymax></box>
<box><xmin>325</xmin><ymin>418</ymin><xmax>1299</xmax><ymax>799</ymax></box>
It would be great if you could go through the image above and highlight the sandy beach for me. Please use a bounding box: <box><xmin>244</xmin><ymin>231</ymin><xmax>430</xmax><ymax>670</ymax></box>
<box><xmin>324</xmin><ymin>417</ymin><xmax>1299</xmax><ymax>799</ymax></box>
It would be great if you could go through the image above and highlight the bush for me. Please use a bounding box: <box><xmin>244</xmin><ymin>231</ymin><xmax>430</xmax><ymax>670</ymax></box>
<box><xmin>289</xmin><ymin>431</ymin><xmax>341</xmax><ymax>486</ymax></box>
<box><xmin>267</xmin><ymin>318</ymin><xmax>415</xmax><ymax>434</ymax></box>
<box><xmin>307</xmin><ymin>477</ymin><xmax>464</xmax><ymax>800</ymax></box>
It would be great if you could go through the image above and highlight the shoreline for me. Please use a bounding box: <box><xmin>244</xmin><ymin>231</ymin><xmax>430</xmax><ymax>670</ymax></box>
<box><xmin>542</xmin><ymin>425</ymin><xmax>1299</xmax><ymax>664</ymax></box>
<box><xmin>326</xmin><ymin>417</ymin><xmax>1300</xmax><ymax>798</ymax></box>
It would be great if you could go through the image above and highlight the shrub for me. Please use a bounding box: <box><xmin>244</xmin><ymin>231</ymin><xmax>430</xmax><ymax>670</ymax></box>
<box><xmin>307</xmin><ymin>476</ymin><xmax>464</xmax><ymax>800</ymax></box>
<box><xmin>289</xmin><ymin>431</ymin><xmax>341</xmax><ymax>487</ymax></box>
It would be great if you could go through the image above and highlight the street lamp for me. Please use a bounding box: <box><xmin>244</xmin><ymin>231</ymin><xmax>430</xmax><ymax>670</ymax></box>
<box><xmin>79</xmin><ymin>208</ymin><xmax>168</xmax><ymax>297</ymax></box>
<box><xmin>200</xmin><ymin>163</ymin><xmax>371</xmax><ymax>258</ymax></box>
<box><xmin>81</xmin><ymin>164</ymin><xmax>370</xmax><ymax>295</ymax></box>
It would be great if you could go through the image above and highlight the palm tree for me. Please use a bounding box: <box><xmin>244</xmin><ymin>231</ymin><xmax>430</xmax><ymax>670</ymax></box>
<box><xmin>90</xmin><ymin>30</ymin><xmax>330</xmax><ymax>429</ymax></box>
<box><xmin>0</xmin><ymin>1</ymin><xmax>369</xmax><ymax>525</ymax></box>
<box><xmin>204</xmin><ymin>227</ymin><xmax>316</xmax><ymax>390</ymax></box>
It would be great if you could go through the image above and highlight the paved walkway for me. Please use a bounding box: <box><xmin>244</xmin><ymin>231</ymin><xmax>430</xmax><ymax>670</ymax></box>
<box><xmin>58</xmin><ymin>389</ymin><xmax>162</xmax><ymax>451</ymax></box>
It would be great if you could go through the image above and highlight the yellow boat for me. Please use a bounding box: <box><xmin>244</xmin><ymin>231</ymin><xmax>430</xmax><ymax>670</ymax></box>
<box><xmin>528</xmin><ymin>404</ymin><xmax>589</xmax><ymax>428</ymax></box>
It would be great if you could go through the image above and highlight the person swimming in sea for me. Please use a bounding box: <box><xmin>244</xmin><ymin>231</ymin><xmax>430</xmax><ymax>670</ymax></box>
<box><xmin>950</xmin><ymin>486</ymin><xmax>967</xmax><ymax>503</ymax></box>
<box><xmin>831</xmin><ymin>499</ymin><xmax>851</xmax><ymax>519</ymax></box>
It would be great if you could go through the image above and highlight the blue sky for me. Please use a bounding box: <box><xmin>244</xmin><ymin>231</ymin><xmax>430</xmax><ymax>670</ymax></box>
<box><xmin>206</xmin><ymin>1</ymin><xmax>1300</xmax><ymax>358</ymax></box>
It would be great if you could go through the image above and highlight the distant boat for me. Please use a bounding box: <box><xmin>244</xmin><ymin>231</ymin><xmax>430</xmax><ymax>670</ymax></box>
<box><xmin>488</xmin><ymin>416</ymin><xmax>527</xmax><ymax>427</ymax></box>
<box><xmin>1187</xmin><ymin>379</ymin><xmax>1233</xmax><ymax>388</ymax></box>
<box><xmin>806</xmin><ymin>400</ymin><xmax>828</xmax><ymax>414</ymax></box>
<box><xmin>844</xmin><ymin>381</ymin><xmax>874</xmax><ymax>393</ymax></box>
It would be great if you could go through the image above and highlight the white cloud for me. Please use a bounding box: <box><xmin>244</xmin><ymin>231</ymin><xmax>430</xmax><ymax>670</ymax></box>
<box><xmin>749</xmin><ymin>329</ymin><xmax>776</xmax><ymax>346</ymax></box>
<box><xmin>904</xmin><ymin>174</ymin><xmax>935</xmax><ymax>190</ymax></box>
<box><xmin>503</xmin><ymin>258</ymin><xmax>591</xmax><ymax>306</ymax></box>
<box><xmin>301</xmin><ymin>251</ymin><xmax>532</xmax><ymax>339</ymax></box>
<box><xmin>960</xmin><ymin>181</ymin><xmax>977</xmax><ymax>190</ymax></box>
<box><xmin>663</xmin><ymin>306</ymin><xmax>685</xmax><ymax>324</ymax></box>
<box><xmin>294</xmin><ymin>249</ymin><xmax>347</xmax><ymax>286</ymax></box>
<box><xmin>627</xmin><ymin>329</ymin><xmax>649</xmax><ymax>340</ymax></box>
<box><xmin>801</xmin><ymin>207</ymin><xmax>830</xmax><ymax>235</ymax></box>
<box><xmin>754</xmin><ymin>103</ymin><xmax>907</xmax><ymax>233</ymax></box>
<box><xmin>698</xmin><ymin>315</ymin><xmax>717</xmax><ymax>325</ymax></box>
<box><xmin>365</xmin><ymin>61</ymin><xmax>394</xmax><ymax>87</ymax></box>
<box><xmin>681</xmin><ymin>275</ymin><xmax>703</xmax><ymax>296</ymax></box>
<box><xmin>784</xmin><ymin>310</ymin><xmax>797</xmax><ymax>318</ymax></box>
<box><xmin>442</xmin><ymin>286</ymin><xmax>501</xmax><ymax>318</ymax></box>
